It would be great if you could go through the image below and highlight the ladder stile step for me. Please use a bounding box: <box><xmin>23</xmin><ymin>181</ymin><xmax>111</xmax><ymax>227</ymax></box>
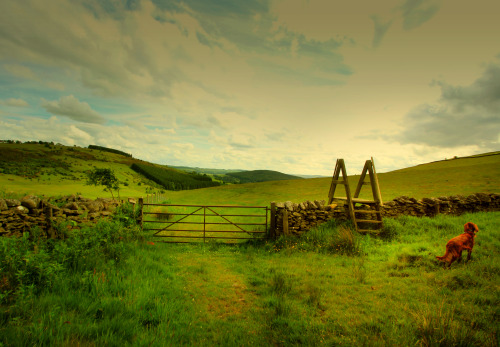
<box><xmin>351</xmin><ymin>198</ymin><xmax>377</xmax><ymax>204</ymax></box>
<box><xmin>354</xmin><ymin>210</ymin><xmax>381</xmax><ymax>214</ymax></box>
<box><xmin>329</xmin><ymin>158</ymin><xmax>383</xmax><ymax>231</ymax></box>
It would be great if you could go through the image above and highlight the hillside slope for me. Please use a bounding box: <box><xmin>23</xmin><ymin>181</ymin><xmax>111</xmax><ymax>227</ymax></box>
<box><xmin>163</xmin><ymin>152</ymin><xmax>500</xmax><ymax>206</ymax></box>
<box><xmin>225</xmin><ymin>170</ymin><xmax>303</xmax><ymax>183</ymax></box>
<box><xmin>1</xmin><ymin>142</ymin><xmax>498</xmax><ymax>203</ymax></box>
<box><xmin>0</xmin><ymin>142</ymin><xmax>216</xmax><ymax>198</ymax></box>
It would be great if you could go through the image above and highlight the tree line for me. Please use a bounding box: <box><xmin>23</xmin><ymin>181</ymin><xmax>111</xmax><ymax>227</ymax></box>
<box><xmin>131</xmin><ymin>163</ymin><xmax>220</xmax><ymax>191</ymax></box>
<box><xmin>88</xmin><ymin>145</ymin><xmax>132</xmax><ymax>158</ymax></box>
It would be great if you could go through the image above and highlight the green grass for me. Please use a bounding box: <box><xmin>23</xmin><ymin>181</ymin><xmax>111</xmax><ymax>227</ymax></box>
<box><xmin>1</xmin><ymin>143</ymin><xmax>498</xmax><ymax>203</ymax></box>
<box><xmin>1</xmin><ymin>145</ymin><xmax>499</xmax><ymax>345</ymax></box>
<box><xmin>225</xmin><ymin>170</ymin><xmax>303</xmax><ymax>183</ymax></box>
<box><xmin>1</xmin><ymin>211</ymin><xmax>498</xmax><ymax>346</ymax></box>
<box><xmin>0</xmin><ymin>143</ymin><xmax>167</xmax><ymax>199</ymax></box>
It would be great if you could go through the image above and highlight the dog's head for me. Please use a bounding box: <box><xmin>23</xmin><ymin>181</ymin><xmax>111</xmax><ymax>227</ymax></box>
<box><xmin>464</xmin><ymin>222</ymin><xmax>479</xmax><ymax>235</ymax></box>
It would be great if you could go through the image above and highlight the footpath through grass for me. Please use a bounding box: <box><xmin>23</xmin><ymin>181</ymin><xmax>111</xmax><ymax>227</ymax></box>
<box><xmin>1</xmin><ymin>209</ymin><xmax>499</xmax><ymax>346</ymax></box>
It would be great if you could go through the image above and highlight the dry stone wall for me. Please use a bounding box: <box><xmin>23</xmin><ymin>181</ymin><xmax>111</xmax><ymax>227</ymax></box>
<box><xmin>273</xmin><ymin>192</ymin><xmax>500</xmax><ymax>236</ymax></box>
<box><xmin>0</xmin><ymin>195</ymin><xmax>120</xmax><ymax>238</ymax></box>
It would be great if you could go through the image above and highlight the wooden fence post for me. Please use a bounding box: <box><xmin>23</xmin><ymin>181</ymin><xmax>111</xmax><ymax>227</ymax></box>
<box><xmin>138</xmin><ymin>197</ymin><xmax>144</xmax><ymax>229</ymax></box>
<box><xmin>270</xmin><ymin>202</ymin><xmax>276</xmax><ymax>239</ymax></box>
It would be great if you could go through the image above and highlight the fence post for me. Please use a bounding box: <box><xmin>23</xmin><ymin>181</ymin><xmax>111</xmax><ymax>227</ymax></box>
<box><xmin>282</xmin><ymin>209</ymin><xmax>289</xmax><ymax>236</ymax></box>
<box><xmin>203</xmin><ymin>206</ymin><xmax>206</xmax><ymax>243</ymax></box>
<box><xmin>270</xmin><ymin>202</ymin><xmax>276</xmax><ymax>239</ymax></box>
<box><xmin>138</xmin><ymin>197</ymin><xmax>144</xmax><ymax>229</ymax></box>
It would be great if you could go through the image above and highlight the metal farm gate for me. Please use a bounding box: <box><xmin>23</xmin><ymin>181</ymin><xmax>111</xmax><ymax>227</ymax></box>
<box><xmin>139</xmin><ymin>201</ymin><xmax>269</xmax><ymax>243</ymax></box>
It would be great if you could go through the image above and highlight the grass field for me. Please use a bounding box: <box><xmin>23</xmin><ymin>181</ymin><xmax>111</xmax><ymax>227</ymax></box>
<box><xmin>1</xmin><ymin>144</ymin><xmax>499</xmax><ymax>205</ymax></box>
<box><xmin>1</xmin><ymin>146</ymin><xmax>499</xmax><ymax>345</ymax></box>
<box><xmin>1</xmin><ymin>210</ymin><xmax>498</xmax><ymax>346</ymax></box>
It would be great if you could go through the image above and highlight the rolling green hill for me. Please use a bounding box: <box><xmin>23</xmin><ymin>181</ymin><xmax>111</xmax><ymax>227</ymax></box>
<box><xmin>225</xmin><ymin>170</ymin><xmax>303</xmax><ymax>183</ymax></box>
<box><xmin>163</xmin><ymin>152</ymin><xmax>500</xmax><ymax>206</ymax></box>
<box><xmin>1</xmin><ymin>141</ymin><xmax>499</xmax><ymax>203</ymax></box>
<box><xmin>0</xmin><ymin>142</ymin><xmax>218</xmax><ymax>198</ymax></box>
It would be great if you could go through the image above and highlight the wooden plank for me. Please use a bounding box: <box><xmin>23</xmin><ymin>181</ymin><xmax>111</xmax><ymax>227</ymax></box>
<box><xmin>142</xmin><ymin>203</ymin><xmax>268</xmax><ymax>208</ymax></box>
<box><xmin>371</xmin><ymin>156</ymin><xmax>383</xmax><ymax>206</ymax></box>
<box><xmin>354</xmin><ymin>210</ymin><xmax>381</xmax><ymax>214</ymax></box>
<box><xmin>354</xmin><ymin>160</ymin><xmax>370</xmax><ymax>198</ymax></box>
<box><xmin>351</xmin><ymin>198</ymin><xmax>377</xmax><ymax>204</ymax></box>
<box><xmin>270</xmin><ymin>202</ymin><xmax>276</xmax><ymax>239</ymax></box>
<box><xmin>355</xmin><ymin>219</ymin><xmax>383</xmax><ymax>224</ymax></box>
<box><xmin>327</xmin><ymin>159</ymin><xmax>342</xmax><ymax>204</ymax></box>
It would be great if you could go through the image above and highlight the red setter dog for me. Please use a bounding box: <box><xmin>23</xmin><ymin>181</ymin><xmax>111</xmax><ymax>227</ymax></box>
<box><xmin>436</xmin><ymin>222</ymin><xmax>478</xmax><ymax>268</ymax></box>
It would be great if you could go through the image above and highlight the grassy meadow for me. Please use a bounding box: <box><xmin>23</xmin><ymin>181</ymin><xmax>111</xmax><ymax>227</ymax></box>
<box><xmin>1</xmin><ymin>209</ymin><xmax>498</xmax><ymax>346</ymax></box>
<box><xmin>1</xmin><ymin>145</ymin><xmax>499</xmax><ymax>345</ymax></box>
<box><xmin>1</xmin><ymin>143</ymin><xmax>499</xmax><ymax>205</ymax></box>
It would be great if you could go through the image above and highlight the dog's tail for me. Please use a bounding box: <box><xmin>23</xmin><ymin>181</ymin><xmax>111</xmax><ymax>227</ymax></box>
<box><xmin>436</xmin><ymin>251</ymin><xmax>452</xmax><ymax>262</ymax></box>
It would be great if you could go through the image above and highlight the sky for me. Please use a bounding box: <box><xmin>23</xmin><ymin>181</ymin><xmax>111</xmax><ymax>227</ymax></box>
<box><xmin>0</xmin><ymin>0</ymin><xmax>499</xmax><ymax>176</ymax></box>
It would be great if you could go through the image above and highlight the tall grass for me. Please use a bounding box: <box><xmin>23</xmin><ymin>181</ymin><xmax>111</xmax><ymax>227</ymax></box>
<box><xmin>0</xmin><ymin>211</ymin><xmax>498</xmax><ymax>346</ymax></box>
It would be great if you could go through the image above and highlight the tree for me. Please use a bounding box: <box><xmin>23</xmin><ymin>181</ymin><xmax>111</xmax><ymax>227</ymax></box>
<box><xmin>86</xmin><ymin>168</ymin><xmax>120</xmax><ymax>200</ymax></box>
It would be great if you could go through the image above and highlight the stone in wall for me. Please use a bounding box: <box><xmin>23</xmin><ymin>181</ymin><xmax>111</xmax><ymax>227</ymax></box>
<box><xmin>0</xmin><ymin>195</ymin><xmax>122</xmax><ymax>238</ymax></box>
<box><xmin>272</xmin><ymin>192</ymin><xmax>500</xmax><ymax>237</ymax></box>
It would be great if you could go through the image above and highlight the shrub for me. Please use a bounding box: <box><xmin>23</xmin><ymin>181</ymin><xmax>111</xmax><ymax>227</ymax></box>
<box><xmin>270</xmin><ymin>220</ymin><xmax>361</xmax><ymax>256</ymax></box>
<box><xmin>0</xmin><ymin>211</ymin><xmax>142</xmax><ymax>305</ymax></box>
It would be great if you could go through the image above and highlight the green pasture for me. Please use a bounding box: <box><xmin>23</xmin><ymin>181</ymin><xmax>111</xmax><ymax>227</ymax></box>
<box><xmin>1</xmin><ymin>210</ymin><xmax>498</xmax><ymax>346</ymax></box>
<box><xmin>0</xmin><ymin>143</ymin><xmax>161</xmax><ymax>199</ymax></box>
<box><xmin>1</xmin><ymin>144</ymin><xmax>499</xmax><ymax>345</ymax></box>
<box><xmin>1</xmin><ymin>143</ymin><xmax>499</xmax><ymax>206</ymax></box>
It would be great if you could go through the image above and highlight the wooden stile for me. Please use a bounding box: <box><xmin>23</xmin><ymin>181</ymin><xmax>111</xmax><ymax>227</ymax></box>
<box><xmin>328</xmin><ymin>158</ymin><xmax>383</xmax><ymax>234</ymax></box>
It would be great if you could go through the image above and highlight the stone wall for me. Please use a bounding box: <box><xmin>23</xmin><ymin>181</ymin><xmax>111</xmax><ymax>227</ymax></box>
<box><xmin>273</xmin><ymin>192</ymin><xmax>500</xmax><ymax>236</ymax></box>
<box><xmin>0</xmin><ymin>195</ymin><xmax>120</xmax><ymax>238</ymax></box>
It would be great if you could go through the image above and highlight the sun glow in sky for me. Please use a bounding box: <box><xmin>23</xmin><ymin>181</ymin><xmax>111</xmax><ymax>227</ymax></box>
<box><xmin>0</xmin><ymin>0</ymin><xmax>499</xmax><ymax>175</ymax></box>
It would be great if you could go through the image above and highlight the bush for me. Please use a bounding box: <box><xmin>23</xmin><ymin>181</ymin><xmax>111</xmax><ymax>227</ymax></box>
<box><xmin>0</xmin><ymin>212</ymin><xmax>142</xmax><ymax>305</ymax></box>
<box><xmin>270</xmin><ymin>220</ymin><xmax>361</xmax><ymax>256</ymax></box>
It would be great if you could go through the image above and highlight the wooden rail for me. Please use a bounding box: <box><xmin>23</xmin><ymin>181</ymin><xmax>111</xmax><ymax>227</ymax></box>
<box><xmin>139</xmin><ymin>199</ymin><xmax>270</xmax><ymax>243</ymax></box>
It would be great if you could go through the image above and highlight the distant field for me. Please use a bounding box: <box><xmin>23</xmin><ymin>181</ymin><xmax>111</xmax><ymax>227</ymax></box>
<box><xmin>1</xmin><ymin>143</ymin><xmax>499</xmax><ymax>205</ymax></box>
<box><xmin>163</xmin><ymin>152</ymin><xmax>500</xmax><ymax>206</ymax></box>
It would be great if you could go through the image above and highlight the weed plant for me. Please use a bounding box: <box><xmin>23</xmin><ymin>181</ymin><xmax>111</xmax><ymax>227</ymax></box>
<box><xmin>0</xmin><ymin>203</ymin><xmax>143</xmax><ymax>344</ymax></box>
<box><xmin>270</xmin><ymin>219</ymin><xmax>362</xmax><ymax>255</ymax></box>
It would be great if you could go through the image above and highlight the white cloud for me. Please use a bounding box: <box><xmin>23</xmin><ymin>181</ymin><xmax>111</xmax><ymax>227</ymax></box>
<box><xmin>395</xmin><ymin>60</ymin><xmax>500</xmax><ymax>150</ymax></box>
<box><xmin>41</xmin><ymin>95</ymin><xmax>105</xmax><ymax>124</ymax></box>
<box><xmin>0</xmin><ymin>98</ymin><xmax>29</xmax><ymax>107</ymax></box>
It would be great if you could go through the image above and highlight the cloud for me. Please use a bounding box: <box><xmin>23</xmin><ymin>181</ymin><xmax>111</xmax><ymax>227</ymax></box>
<box><xmin>3</xmin><ymin>64</ymin><xmax>37</xmax><ymax>80</ymax></box>
<box><xmin>41</xmin><ymin>95</ymin><xmax>106</xmax><ymax>124</ymax></box>
<box><xmin>400</xmin><ymin>0</ymin><xmax>441</xmax><ymax>30</ymax></box>
<box><xmin>370</xmin><ymin>15</ymin><xmax>393</xmax><ymax>48</ymax></box>
<box><xmin>395</xmin><ymin>61</ymin><xmax>500</xmax><ymax>150</ymax></box>
<box><xmin>0</xmin><ymin>98</ymin><xmax>29</xmax><ymax>107</ymax></box>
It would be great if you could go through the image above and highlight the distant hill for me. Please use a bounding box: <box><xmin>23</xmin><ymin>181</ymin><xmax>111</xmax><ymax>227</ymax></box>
<box><xmin>169</xmin><ymin>166</ymin><xmax>245</xmax><ymax>175</ymax></box>
<box><xmin>225</xmin><ymin>170</ymin><xmax>303</xmax><ymax>183</ymax></box>
<box><xmin>0</xmin><ymin>141</ymin><xmax>219</xmax><ymax>197</ymax></box>
<box><xmin>1</xmin><ymin>141</ymin><xmax>498</xmax><ymax>202</ymax></box>
<box><xmin>170</xmin><ymin>166</ymin><xmax>304</xmax><ymax>183</ymax></box>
